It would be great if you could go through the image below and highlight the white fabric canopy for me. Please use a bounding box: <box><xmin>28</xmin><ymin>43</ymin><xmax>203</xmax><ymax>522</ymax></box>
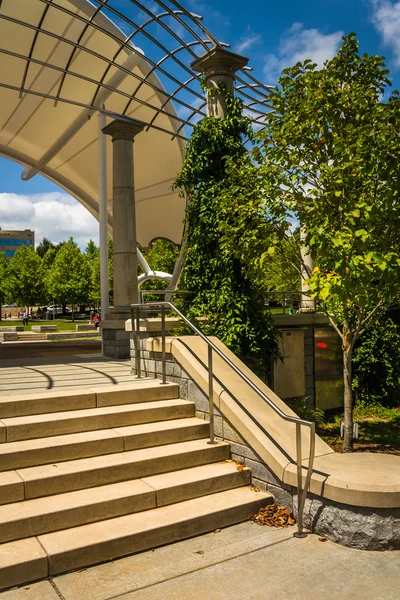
<box><xmin>0</xmin><ymin>0</ymin><xmax>187</xmax><ymax>247</ymax></box>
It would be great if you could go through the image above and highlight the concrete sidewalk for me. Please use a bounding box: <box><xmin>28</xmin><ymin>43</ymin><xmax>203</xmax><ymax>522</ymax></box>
<box><xmin>2</xmin><ymin>522</ymin><xmax>399</xmax><ymax>600</ymax></box>
<box><xmin>0</xmin><ymin>355</ymin><xmax>142</xmax><ymax>396</ymax></box>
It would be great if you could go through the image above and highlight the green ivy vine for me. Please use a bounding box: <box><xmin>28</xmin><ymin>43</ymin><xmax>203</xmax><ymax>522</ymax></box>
<box><xmin>173</xmin><ymin>86</ymin><xmax>279</xmax><ymax>375</ymax></box>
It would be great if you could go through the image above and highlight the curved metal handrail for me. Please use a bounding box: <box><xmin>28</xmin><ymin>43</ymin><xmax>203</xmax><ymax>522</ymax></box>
<box><xmin>131</xmin><ymin>300</ymin><xmax>316</xmax><ymax>537</ymax></box>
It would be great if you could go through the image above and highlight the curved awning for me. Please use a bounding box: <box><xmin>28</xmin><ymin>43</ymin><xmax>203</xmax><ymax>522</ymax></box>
<box><xmin>0</xmin><ymin>0</ymin><xmax>273</xmax><ymax>247</ymax></box>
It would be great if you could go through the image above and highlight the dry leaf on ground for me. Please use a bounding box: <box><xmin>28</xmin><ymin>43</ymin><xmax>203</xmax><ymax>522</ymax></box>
<box><xmin>251</xmin><ymin>503</ymin><xmax>296</xmax><ymax>528</ymax></box>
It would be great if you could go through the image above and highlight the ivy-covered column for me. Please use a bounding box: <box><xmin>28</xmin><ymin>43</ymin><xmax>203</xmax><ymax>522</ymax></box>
<box><xmin>191</xmin><ymin>47</ymin><xmax>248</xmax><ymax>118</ymax></box>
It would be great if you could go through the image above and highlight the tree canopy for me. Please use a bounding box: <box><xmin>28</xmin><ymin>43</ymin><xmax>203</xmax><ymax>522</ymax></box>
<box><xmin>46</xmin><ymin>238</ymin><xmax>91</xmax><ymax>314</ymax></box>
<box><xmin>251</xmin><ymin>33</ymin><xmax>400</xmax><ymax>449</ymax></box>
<box><xmin>5</xmin><ymin>245</ymin><xmax>45</xmax><ymax>308</ymax></box>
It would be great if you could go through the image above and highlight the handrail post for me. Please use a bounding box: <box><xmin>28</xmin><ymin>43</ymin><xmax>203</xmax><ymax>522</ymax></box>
<box><xmin>207</xmin><ymin>345</ymin><xmax>217</xmax><ymax>445</ymax></box>
<box><xmin>135</xmin><ymin>306</ymin><xmax>141</xmax><ymax>379</ymax></box>
<box><xmin>294</xmin><ymin>422</ymin><xmax>307</xmax><ymax>538</ymax></box>
<box><xmin>161</xmin><ymin>305</ymin><xmax>167</xmax><ymax>384</ymax></box>
<box><xmin>129</xmin><ymin>305</ymin><xmax>136</xmax><ymax>375</ymax></box>
<box><xmin>130</xmin><ymin>300</ymin><xmax>315</xmax><ymax>538</ymax></box>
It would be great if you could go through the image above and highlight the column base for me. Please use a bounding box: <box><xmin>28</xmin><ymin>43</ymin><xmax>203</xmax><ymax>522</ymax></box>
<box><xmin>101</xmin><ymin>310</ymin><xmax>131</xmax><ymax>359</ymax></box>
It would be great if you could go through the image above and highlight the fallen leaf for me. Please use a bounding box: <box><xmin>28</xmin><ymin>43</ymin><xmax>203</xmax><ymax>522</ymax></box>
<box><xmin>195</xmin><ymin>550</ymin><xmax>205</xmax><ymax>555</ymax></box>
<box><xmin>251</xmin><ymin>503</ymin><xmax>296</xmax><ymax>528</ymax></box>
<box><xmin>236</xmin><ymin>463</ymin><xmax>245</xmax><ymax>471</ymax></box>
<box><xmin>214</xmin><ymin>528</ymin><xmax>221</xmax><ymax>533</ymax></box>
<box><xmin>319</xmin><ymin>537</ymin><xmax>327</xmax><ymax>542</ymax></box>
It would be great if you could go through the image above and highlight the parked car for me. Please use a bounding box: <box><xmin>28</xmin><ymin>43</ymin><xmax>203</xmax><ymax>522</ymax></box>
<box><xmin>46</xmin><ymin>305</ymin><xmax>70</xmax><ymax>314</ymax></box>
<box><xmin>3</xmin><ymin>303</ymin><xmax>17</xmax><ymax>307</ymax></box>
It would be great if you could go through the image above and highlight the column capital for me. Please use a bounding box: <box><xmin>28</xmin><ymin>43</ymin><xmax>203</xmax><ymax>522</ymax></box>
<box><xmin>102</xmin><ymin>117</ymin><xmax>145</xmax><ymax>142</ymax></box>
<box><xmin>191</xmin><ymin>46</ymin><xmax>248</xmax><ymax>79</ymax></box>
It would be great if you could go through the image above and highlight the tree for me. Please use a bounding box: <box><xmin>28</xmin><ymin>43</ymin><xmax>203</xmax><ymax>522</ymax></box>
<box><xmin>0</xmin><ymin>252</ymin><xmax>9</xmax><ymax>319</ymax></box>
<box><xmin>261</xmin><ymin>233</ymin><xmax>301</xmax><ymax>293</ymax></box>
<box><xmin>5</xmin><ymin>246</ymin><xmax>45</xmax><ymax>309</ymax></box>
<box><xmin>46</xmin><ymin>238</ymin><xmax>90</xmax><ymax>319</ymax></box>
<box><xmin>173</xmin><ymin>88</ymin><xmax>279</xmax><ymax>373</ymax></box>
<box><xmin>36</xmin><ymin>237</ymin><xmax>65</xmax><ymax>258</ymax></box>
<box><xmin>36</xmin><ymin>237</ymin><xmax>55</xmax><ymax>258</ymax></box>
<box><xmin>352</xmin><ymin>314</ymin><xmax>400</xmax><ymax>408</ymax></box>
<box><xmin>84</xmin><ymin>240</ymin><xmax>100</xmax><ymax>306</ymax></box>
<box><xmin>89</xmin><ymin>238</ymin><xmax>114</xmax><ymax>308</ymax></box>
<box><xmin>85</xmin><ymin>239</ymin><xmax>99</xmax><ymax>264</ymax></box>
<box><xmin>253</xmin><ymin>34</ymin><xmax>400</xmax><ymax>450</ymax></box>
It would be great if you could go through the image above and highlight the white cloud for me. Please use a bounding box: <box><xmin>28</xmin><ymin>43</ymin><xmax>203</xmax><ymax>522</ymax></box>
<box><xmin>370</xmin><ymin>0</ymin><xmax>400</xmax><ymax>66</ymax></box>
<box><xmin>234</xmin><ymin>27</ymin><xmax>261</xmax><ymax>55</ymax></box>
<box><xmin>264</xmin><ymin>23</ymin><xmax>344</xmax><ymax>82</ymax></box>
<box><xmin>0</xmin><ymin>192</ymin><xmax>99</xmax><ymax>249</ymax></box>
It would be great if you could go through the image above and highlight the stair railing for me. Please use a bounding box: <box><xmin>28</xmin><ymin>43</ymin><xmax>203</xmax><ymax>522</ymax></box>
<box><xmin>131</xmin><ymin>301</ymin><xmax>316</xmax><ymax>537</ymax></box>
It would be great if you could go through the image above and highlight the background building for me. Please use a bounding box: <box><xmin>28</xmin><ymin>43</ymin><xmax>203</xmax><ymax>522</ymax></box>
<box><xmin>0</xmin><ymin>229</ymin><xmax>35</xmax><ymax>258</ymax></box>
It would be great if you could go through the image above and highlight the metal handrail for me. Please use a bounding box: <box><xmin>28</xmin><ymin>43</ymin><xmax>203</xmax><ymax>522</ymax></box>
<box><xmin>130</xmin><ymin>301</ymin><xmax>316</xmax><ymax>537</ymax></box>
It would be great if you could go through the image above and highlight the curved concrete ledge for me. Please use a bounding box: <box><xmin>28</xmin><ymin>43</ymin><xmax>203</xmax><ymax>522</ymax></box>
<box><xmin>141</xmin><ymin>335</ymin><xmax>400</xmax><ymax>549</ymax></box>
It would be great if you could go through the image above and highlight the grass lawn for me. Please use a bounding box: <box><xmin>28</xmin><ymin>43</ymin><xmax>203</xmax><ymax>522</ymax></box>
<box><xmin>317</xmin><ymin>404</ymin><xmax>400</xmax><ymax>455</ymax></box>
<box><xmin>0</xmin><ymin>319</ymin><xmax>88</xmax><ymax>331</ymax></box>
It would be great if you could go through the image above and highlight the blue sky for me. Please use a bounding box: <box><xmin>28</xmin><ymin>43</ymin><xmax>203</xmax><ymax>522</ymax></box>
<box><xmin>1</xmin><ymin>0</ymin><xmax>400</xmax><ymax>247</ymax></box>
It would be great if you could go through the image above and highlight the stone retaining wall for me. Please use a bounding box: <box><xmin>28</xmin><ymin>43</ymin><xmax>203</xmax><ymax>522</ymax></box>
<box><xmin>130</xmin><ymin>334</ymin><xmax>295</xmax><ymax>510</ymax></box>
<box><xmin>130</xmin><ymin>332</ymin><xmax>399</xmax><ymax>551</ymax></box>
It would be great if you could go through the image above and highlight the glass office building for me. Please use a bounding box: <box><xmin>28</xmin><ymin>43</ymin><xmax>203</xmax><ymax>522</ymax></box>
<box><xmin>0</xmin><ymin>230</ymin><xmax>35</xmax><ymax>258</ymax></box>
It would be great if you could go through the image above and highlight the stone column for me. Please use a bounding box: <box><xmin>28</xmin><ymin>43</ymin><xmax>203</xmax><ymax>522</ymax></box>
<box><xmin>191</xmin><ymin>47</ymin><xmax>248</xmax><ymax>118</ymax></box>
<box><xmin>101</xmin><ymin>117</ymin><xmax>145</xmax><ymax>358</ymax></box>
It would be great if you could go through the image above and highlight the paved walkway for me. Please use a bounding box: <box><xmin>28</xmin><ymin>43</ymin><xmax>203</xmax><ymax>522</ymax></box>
<box><xmin>0</xmin><ymin>339</ymin><xmax>101</xmax><ymax>361</ymax></box>
<box><xmin>0</xmin><ymin>523</ymin><xmax>398</xmax><ymax>599</ymax></box>
<box><xmin>0</xmin><ymin>352</ymin><xmax>143</xmax><ymax>396</ymax></box>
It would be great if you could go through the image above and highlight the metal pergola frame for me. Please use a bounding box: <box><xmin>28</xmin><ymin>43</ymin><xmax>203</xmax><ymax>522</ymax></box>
<box><xmin>0</xmin><ymin>0</ymin><xmax>275</xmax><ymax>305</ymax></box>
<box><xmin>0</xmin><ymin>0</ymin><xmax>273</xmax><ymax>141</ymax></box>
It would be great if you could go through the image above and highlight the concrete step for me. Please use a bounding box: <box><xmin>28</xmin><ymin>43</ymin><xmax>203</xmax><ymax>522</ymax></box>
<box><xmin>0</xmin><ymin>381</ymin><xmax>180</xmax><ymax>418</ymax></box>
<box><xmin>11</xmin><ymin>439</ymin><xmax>231</xmax><ymax>499</ymax></box>
<box><xmin>16</xmin><ymin>333</ymin><xmax>47</xmax><ymax>341</ymax></box>
<box><xmin>0</xmin><ymin>417</ymin><xmax>210</xmax><ymax>472</ymax></box>
<box><xmin>0</xmin><ymin>463</ymin><xmax>250</xmax><ymax>544</ymax></box>
<box><xmin>0</xmin><ymin>399</ymin><xmax>194</xmax><ymax>442</ymax></box>
<box><xmin>0</xmin><ymin>487</ymin><xmax>272</xmax><ymax>587</ymax></box>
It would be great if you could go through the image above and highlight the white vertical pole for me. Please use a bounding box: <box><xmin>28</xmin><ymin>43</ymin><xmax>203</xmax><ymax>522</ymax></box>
<box><xmin>98</xmin><ymin>109</ymin><xmax>109</xmax><ymax>316</ymax></box>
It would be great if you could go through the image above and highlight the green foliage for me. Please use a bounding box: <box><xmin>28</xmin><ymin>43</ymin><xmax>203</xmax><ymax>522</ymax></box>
<box><xmin>173</xmin><ymin>88</ymin><xmax>279</xmax><ymax>368</ymax></box>
<box><xmin>139</xmin><ymin>239</ymin><xmax>180</xmax><ymax>300</ymax></box>
<box><xmin>257</xmin><ymin>34</ymin><xmax>400</xmax><ymax>331</ymax></box>
<box><xmin>261</xmin><ymin>233</ymin><xmax>301</xmax><ymax>292</ymax></box>
<box><xmin>46</xmin><ymin>238</ymin><xmax>90</xmax><ymax>309</ymax></box>
<box><xmin>84</xmin><ymin>238</ymin><xmax>114</xmax><ymax>307</ymax></box>
<box><xmin>285</xmin><ymin>397</ymin><xmax>325</xmax><ymax>427</ymax></box>
<box><xmin>5</xmin><ymin>246</ymin><xmax>45</xmax><ymax>307</ymax></box>
<box><xmin>36</xmin><ymin>237</ymin><xmax>65</xmax><ymax>258</ymax></box>
<box><xmin>0</xmin><ymin>252</ymin><xmax>9</xmax><ymax>305</ymax></box>
<box><xmin>352</xmin><ymin>316</ymin><xmax>400</xmax><ymax>407</ymax></box>
<box><xmin>85</xmin><ymin>239</ymin><xmax>98</xmax><ymax>264</ymax></box>
<box><xmin>250</xmin><ymin>33</ymin><xmax>400</xmax><ymax>448</ymax></box>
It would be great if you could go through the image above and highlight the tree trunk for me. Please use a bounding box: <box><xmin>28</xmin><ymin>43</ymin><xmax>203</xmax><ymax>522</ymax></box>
<box><xmin>343</xmin><ymin>345</ymin><xmax>354</xmax><ymax>452</ymax></box>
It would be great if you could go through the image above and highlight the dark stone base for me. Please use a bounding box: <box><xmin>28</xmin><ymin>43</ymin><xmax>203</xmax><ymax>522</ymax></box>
<box><xmin>294</xmin><ymin>494</ymin><xmax>400</xmax><ymax>551</ymax></box>
<box><xmin>102</xmin><ymin>327</ymin><xmax>130</xmax><ymax>359</ymax></box>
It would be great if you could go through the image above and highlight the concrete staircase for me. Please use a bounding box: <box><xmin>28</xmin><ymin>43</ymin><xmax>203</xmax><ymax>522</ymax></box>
<box><xmin>0</xmin><ymin>381</ymin><xmax>271</xmax><ymax>591</ymax></box>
